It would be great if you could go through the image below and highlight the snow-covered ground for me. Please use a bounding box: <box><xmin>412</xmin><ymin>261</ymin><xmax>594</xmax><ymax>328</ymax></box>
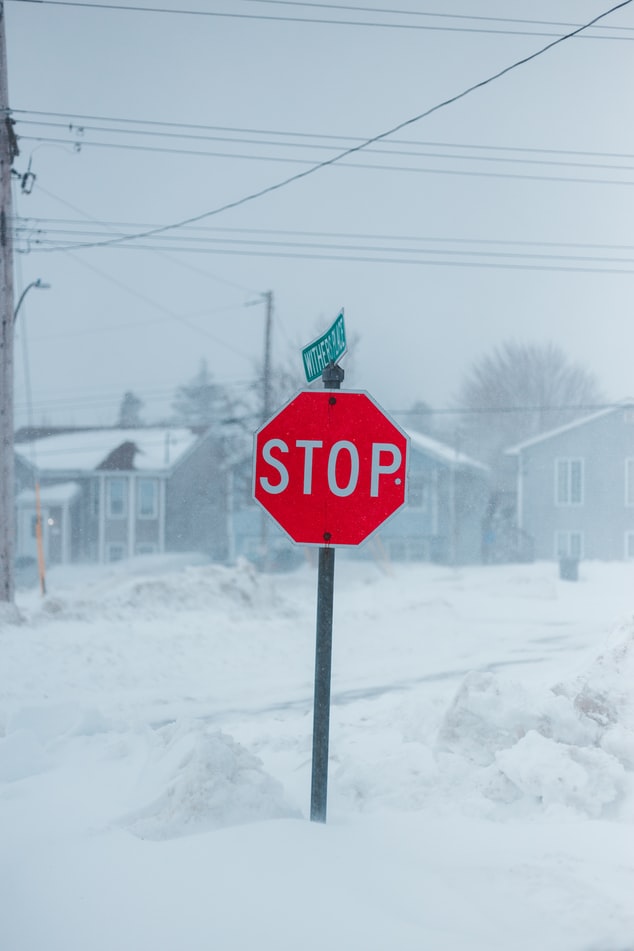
<box><xmin>1</xmin><ymin>554</ymin><xmax>633</xmax><ymax>951</ymax></box>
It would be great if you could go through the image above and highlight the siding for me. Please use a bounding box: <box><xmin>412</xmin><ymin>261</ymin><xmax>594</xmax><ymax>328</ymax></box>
<box><xmin>518</xmin><ymin>408</ymin><xmax>634</xmax><ymax>560</ymax></box>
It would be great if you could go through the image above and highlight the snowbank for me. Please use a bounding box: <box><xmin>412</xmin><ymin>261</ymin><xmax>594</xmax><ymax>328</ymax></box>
<box><xmin>436</xmin><ymin>621</ymin><xmax>634</xmax><ymax>818</ymax></box>
<box><xmin>119</xmin><ymin>721</ymin><xmax>300</xmax><ymax>839</ymax></box>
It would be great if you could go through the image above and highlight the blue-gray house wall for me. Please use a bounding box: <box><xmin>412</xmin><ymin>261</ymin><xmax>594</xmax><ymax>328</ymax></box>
<box><xmin>511</xmin><ymin>405</ymin><xmax>634</xmax><ymax>561</ymax></box>
<box><xmin>233</xmin><ymin>442</ymin><xmax>490</xmax><ymax>566</ymax></box>
<box><xmin>377</xmin><ymin>454</ymin><xmax>489</xmax><ymax>564</ymax></box>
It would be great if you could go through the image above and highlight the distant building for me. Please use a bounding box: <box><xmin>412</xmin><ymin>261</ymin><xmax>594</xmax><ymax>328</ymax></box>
<box><xmin>230</xmin><ymin>427</ymin><xmax>491</xmax><ymax>566</ymax></box>
<box><xmin>506</xmin><ymin>401</ymin><xmax>634</xmax><ymax>561</ymax></box>
<box><xmin>14</xmin><ymin>421</ymin><xmax>495</xmax><ymax>571</ymax></box>
<box><xmin>14</xmin><ymin>427</ymin><xmax>230</xmax><ymax>566</ymax></box>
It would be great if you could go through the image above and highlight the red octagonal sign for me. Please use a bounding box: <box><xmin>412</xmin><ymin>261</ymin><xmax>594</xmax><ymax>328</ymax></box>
<box><xmin>253</xmin><ymin>390</ymin><xmax>409</xmax><ymax>546</ymax></box>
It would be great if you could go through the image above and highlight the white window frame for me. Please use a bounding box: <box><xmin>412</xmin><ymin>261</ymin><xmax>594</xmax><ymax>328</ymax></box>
<box><xmin>555</xmin><ymin>530</ymin><xmax>584</xmax><ymax>559</ymax></box>
<box><xmin>136</xmin><ymin>478</ymin><xmax>159</xmax><ymax>519</ymax></box>
<box><xmin>407</xmin><ymin>473</ymin><xmax>429</xmax><ymax>512</ymax></box>
<box><xmin>555</xmin><ymin>458</ymin><xmax>584</xmax><ymax>507</ymax></box>
<box><xmin>106</xmin><ymin>477</ymin><xmax>128</xmax><ymax>519</ymax></box>
<box><xmin>625</xmin><ymin>459</ymin><xmax>634</xmax><ymax>507</ymax></box>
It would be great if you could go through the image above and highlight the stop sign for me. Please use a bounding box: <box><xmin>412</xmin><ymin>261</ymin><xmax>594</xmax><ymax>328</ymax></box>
<box><xmin>253</xmin><ymin>390</ymin><xmax>409</xmax><ymax>546</ymax></box>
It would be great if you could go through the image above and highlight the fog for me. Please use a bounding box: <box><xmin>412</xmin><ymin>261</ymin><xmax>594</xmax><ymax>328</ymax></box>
<box><xmin>7</xmin><ymin>0</ymin><xmax>634</xmax><ymax>430</ymax></box>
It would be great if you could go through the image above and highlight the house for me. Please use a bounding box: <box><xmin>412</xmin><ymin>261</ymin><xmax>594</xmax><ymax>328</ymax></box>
<box><xmin>378</xmin><ymin>428</ymin><xmax>490</xmax><ymax>564</ymax></box>
<box><xmin>506</xmin><ymin>401</ymin><xmax>634</xmax><ymax>561</ymax></box>
<box><xmin>14</xmin><ymin>426</ymin><xmax>231</xmax><ymax>566</ymax></box>
<box><xmin>229</xmin><ymin>426</ymin><xmax>491</xmax><ymax>566</ymax></box>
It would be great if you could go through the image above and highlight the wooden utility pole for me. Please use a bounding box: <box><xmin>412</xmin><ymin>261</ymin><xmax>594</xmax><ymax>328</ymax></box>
<box><xmin>262</xmin><ymin>290</ymin><xmax>273</xmax><ymax>423</ymax></box>
<box><xmin>0</xmin><ymin>2</ymin><xmax>17</xmax><ymax>603</ymax></box>
<box><xmin>259</xmin><ymin>290</ymin><xmax>273</xmax><ymax>568</ymax></box>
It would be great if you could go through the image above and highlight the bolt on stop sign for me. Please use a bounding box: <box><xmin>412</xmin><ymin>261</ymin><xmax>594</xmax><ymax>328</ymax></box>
<box><xmin>253</xmin><ymin>390</ymin><xmax>409</xmax><ymax>546</ymax></box>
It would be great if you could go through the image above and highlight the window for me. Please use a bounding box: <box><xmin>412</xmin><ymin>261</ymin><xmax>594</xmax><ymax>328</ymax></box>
<box><xmin>555</xmin><ymin>459</ymin><xmax>584</xmax><ymax>506</ymax></box>
<box><xmin>555</xmin><ymin>531</ymin><xmax>583</xmax><ymax>559</ymax></box>
<box><xmin>625</xmin><ymin>533</ymin><xmax>634</xmax><ymax>559</ymax></box>
<box><xmin>135</xmin><ymin>543</ymin><xmax>157</xmax><ymax>555</ymax></box>
<box><xmin>626</xmin><ymin>460</ymin><xmax>634</xmax><ymax>507</ymax></box>
<box><xmin>137</xmin><ymin>478</ymin><xmax>158</xmax><ymax>519</ymax></box>
<box><xmin>106</xmin><ymin>543</ymin><xmax>126</xmax><ymax>562</ymax></box>
<box><xmin>407</xmin><ymin>475</ymin><xmax>429</xmax><ymax>512</ymax></box>
<box><xmin>106</xmin><ymin>478</ymin><xmax>127</xmax><ymax>518</ymax></box>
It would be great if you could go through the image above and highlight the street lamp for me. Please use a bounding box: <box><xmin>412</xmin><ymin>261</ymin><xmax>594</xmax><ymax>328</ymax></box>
<box><xmin>14</xmin><ymin>278</ymin><xmax>50</xmax><ymax>323</ymax></box>
<box><xmin>13</xmin><ymin>277</ymin><xmax>50</xmax><ymax>597</ymax></box>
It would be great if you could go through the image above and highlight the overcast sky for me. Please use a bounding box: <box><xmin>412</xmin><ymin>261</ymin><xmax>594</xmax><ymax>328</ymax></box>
<box><xmin>7</xmin><ymin>0</ymin><xmax>634</xmax><ymax>428</ymax></box>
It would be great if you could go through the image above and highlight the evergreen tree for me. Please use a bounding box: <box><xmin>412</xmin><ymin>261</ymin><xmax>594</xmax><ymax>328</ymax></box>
<box><xmin>172</xmin><ymin>360</ymin><xmax>228</xmax><ymax>428</ymax></box>
<box><xmin>117</xmin><ymin>391</ymin><xmax>144</xmax><ymax>428</ymax></box>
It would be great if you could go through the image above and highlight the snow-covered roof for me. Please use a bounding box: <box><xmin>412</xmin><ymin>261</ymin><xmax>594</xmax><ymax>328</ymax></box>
<box><xmin>505</xmin><ymin>401</ymin><xmax>634</xmax><ymax>455</ymax></box>
<box><xmin>16</xmin><ymin>482</ymin><xmax>81</xmax><ymax>506</ymax></box>
<box><xmin>15</xmin><ymin>428</ymin><xmax>200</xmax><ymax>473</ymax></box>
<box><xmin>407</xmin><ymin>428</ymin><xmax>488</xmax><ymax>472</ymax></box>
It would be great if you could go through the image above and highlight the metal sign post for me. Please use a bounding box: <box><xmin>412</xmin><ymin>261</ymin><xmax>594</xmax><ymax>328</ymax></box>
<box><xmin>310</xmin><ymin>361</ymin><xmax>344</xmax><ymax>823</ymax></box>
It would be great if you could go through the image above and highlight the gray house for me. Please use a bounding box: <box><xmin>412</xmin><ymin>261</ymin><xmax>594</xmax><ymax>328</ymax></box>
<box><xmin>506</xmin><ymin>401</ymin><xmax>634</xmax><ymax>561</ymax></box>
<box><xmin>230</xmin><ymin>427</ymin><xmax>490</xmax><ymax>566</ymax></box>
<box><xmin>378</xmin><ymin>429</ymin><xmax>490</xmax><ymax>564</ymax></box>
<box><xmin>14</xmin><ymin>426</ymin><xmax>230</xmax><ymax>566</ymax></box>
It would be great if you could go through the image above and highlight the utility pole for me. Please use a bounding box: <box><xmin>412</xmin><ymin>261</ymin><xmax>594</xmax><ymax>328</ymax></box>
<box><xmin>0</xmin><ymin>2</ymin><xmax>17</xmax><ymax>603</ymax></box>
<box><xmin>262</xmin><ymin>290</ymin><xmax>273</xmax><ymax>423</ymax></box>
<box><xmin>259</xmin><ymin>290</ymin><xmax>273</xmax><ymax>569</ymax></box>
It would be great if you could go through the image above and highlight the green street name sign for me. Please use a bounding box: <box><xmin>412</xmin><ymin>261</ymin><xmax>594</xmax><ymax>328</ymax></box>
<box><xmin>301</xmin><ymin>310</ymin><xmax>347</xmax><ymax>383</ymax></box>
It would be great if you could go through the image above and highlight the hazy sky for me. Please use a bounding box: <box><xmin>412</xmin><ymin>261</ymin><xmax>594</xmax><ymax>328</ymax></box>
<box><xmin>7</xmin><ymin>0</ymin><xmax>634</xmax><ymax>428</ymax></box>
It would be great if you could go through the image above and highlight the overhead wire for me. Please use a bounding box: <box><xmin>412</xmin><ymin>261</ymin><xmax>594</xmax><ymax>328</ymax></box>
<box><xmin>241</xmin><ymin>0</ymin><xmax>634</xmax><ymax>34</ymax></box>
<box><xmin>14</xmin><ymin>110</ymin><xmax>634</xmax><ymax>165</ymax></box>
<box><xmin>8</xmin><ymin>0</ymin><xmax>634</xmax><ymax>39</ymax></box>
<box><xmin>15</xmin><ymin>216</ymin><xmax>634</xmax><ymax>274</ymax></box>
<box><xmin>15</xmin><ymin>124</ymin><xmax>634</xmax><ymax>179</ymax></box>
<box><xmin>20</xmin><ymin>0</ymin><xmax>633</xmax><ymax>254</ymax></box>
<box><xmin>16</xmin><ymin>217</ymin><xmax>634</xmax><ymax>253</ymax></box>
<box><xmin>17</xmin><ymin>136</ymin><xmax>634</xmax><ymax>190</ymax></box>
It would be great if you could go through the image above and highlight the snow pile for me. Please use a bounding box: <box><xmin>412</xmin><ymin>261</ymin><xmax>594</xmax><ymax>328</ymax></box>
<box><xmin>436</xmin><ymin>622</ymin><xmax>634</xmax><ymax>818</ymax></box>
<box><xmin>120</xmin><ymin>721</ymin><xmax>300</xmax><ymax>839</ymax></box>
<box><xmin>0</xmin><ymin>701</ymin><xmax>110</xmax><ymax>782</ymax></box>
<box><xmin>19</xmin><ymin>559</ymin><xmax>278</xmax><ymax>624</ymax></box>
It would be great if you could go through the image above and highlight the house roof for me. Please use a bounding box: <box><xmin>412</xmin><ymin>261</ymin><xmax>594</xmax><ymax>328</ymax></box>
<box><xmin>505</xmin><ymin>402</ymin><xmax>633</xmax><ymax>455</ymax></box>
<box><xmin>15</xmin><ymin>428</ymin><xmax>200</xmax><ymax>474</ymax></box>
<box><xmin>407</xmin><ymin>428</ymin><xmax>488</xmax><ymax>472</ymax></box>
<box><xmin>16</xmin><ymin>482</ymin><xmax>81</xmax><ymax>506</ymax></box>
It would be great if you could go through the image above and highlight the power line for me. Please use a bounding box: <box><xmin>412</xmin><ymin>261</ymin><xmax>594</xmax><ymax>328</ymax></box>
<box><xmin>15</xmin><ymin>109</ymin><xmax>634</xmax><ymax>165</ymax></box>
<box><xmin>17</xmin><ymin>135</ymin><xmax>634</xmax><ymax>189</ymax></box>
<box><xmin>13</xmin><ymin>393</ymin><xmax>628</xmax><ymax>426</ymax></box>
<box><xmin>242</xmin><ymin>0</ymin><xmax>634</xmax><ymax>35</ymax></box>
<box><xmin>19</xmin><ymin>242</ymin><xmax>634</xmax><ymax>276</ymax></box>
<box><xmin>18</xmin><ymin>216</ymin><xmax>634</xmax><ymax>252</ymax></box>
<box><xmin>16</xmin><ymin>217</ymin><xmax>634</xmax><ymax>272</ymax></box>
<box><xmin>31</xmin><ymin>181</ymin><xmax>262</xmax><ymax>297</ymax></box>
<box><xmin>23</xmin><ymin>0</ymin><xmax>632</xmax><ymax>254</ymax></box>
<box><xmin>16</xmin><ymin>124</ymin><xmax>634</xmax><ymax>177</ymax></box>
<box><xmin>17</xmin><ymin>222</ymin><xmax>634</xmax><ymax>264</ymax></box>
<box><xmin>8</xmin><ymin>0</ymin><xmax>634</xmax><ymax>39</ymax></box>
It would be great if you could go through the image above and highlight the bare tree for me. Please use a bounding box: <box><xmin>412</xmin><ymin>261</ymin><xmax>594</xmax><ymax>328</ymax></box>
<box><xmin>457</xmin><ymin>340</ymin><xmax>604</xmax><ymax>471</ymax></box>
